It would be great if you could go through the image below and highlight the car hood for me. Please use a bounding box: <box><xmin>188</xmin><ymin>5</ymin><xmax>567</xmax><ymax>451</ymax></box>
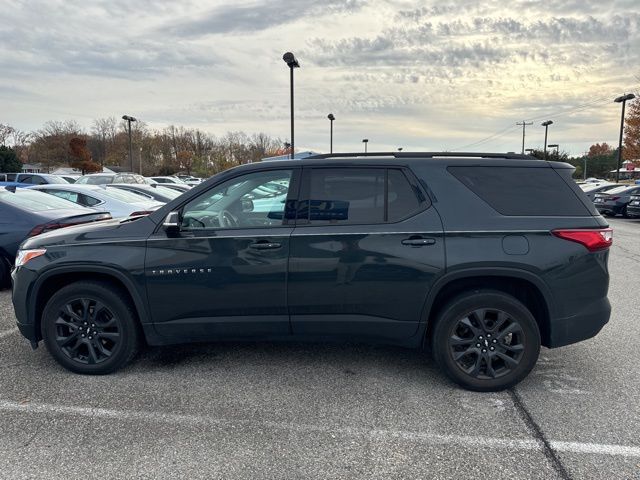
<box><xmin>20</xmin><ymin>215</ymin><xmax>157</xmax><ymax>250</ymax></box>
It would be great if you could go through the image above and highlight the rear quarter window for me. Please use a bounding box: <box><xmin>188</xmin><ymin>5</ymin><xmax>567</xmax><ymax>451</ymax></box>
<box><xmin>448</xmin><ymin>166</ymin><xmax>591</xmax><ymax>216</ymax></box>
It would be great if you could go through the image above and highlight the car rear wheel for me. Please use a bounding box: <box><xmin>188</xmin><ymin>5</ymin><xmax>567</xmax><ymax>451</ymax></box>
<box><xmin>432</xmin><ymin>290</ymin><xmax>540</xmax><ymax>392</ymax></box>
<box><xmin>42</xmin><ymin>281</ymin><xmax>140</xmax><ymax>374</ymax></box>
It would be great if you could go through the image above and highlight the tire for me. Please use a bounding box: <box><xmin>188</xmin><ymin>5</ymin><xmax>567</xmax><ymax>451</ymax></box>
<box><xmin>41</xmin><ymin>281</ymin><xmax>140</xmax><ymax>374</ymax></box>
<box><xmin>622</xmin><ymin>205</ymin><xmax>629</xmax><ymax>218</ymax></box>
<box><xmin>431</xmin><ymin>290</ymin><xmax>540</xmax><ymax>392</ymax></box>
<box><xmin>0</xmin><ymin>256</ymin><xmax>10</xmax><ymax>290</ymax></box>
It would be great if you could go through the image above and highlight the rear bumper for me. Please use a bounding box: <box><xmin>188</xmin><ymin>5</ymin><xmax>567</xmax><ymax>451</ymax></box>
<box><xmin>627</xmin><ymin>205</ymin><xmax>640</xmax><ymax>217</ymax></box>
<box><xmin>595</xmin><ymin>204</ymin><xmax>623</xmax><ymax>215</ymax></box>
<box><xmin>548</xmin><ymin>296</ymin><xmax>610</xmax><ymax>348</ymax></box>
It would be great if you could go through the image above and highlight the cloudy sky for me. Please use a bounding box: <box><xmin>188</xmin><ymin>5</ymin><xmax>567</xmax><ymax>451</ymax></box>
<box><xmin>2</xmin><ymin>0</ymin><xmax>639</xmax><ymax>155</ymax></box>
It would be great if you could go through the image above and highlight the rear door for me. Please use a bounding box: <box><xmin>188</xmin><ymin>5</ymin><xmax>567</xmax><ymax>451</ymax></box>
<box><xmin>288</xmin><ymin>166</ymin><xmax>445</xmax><ymax>341</ymax></box>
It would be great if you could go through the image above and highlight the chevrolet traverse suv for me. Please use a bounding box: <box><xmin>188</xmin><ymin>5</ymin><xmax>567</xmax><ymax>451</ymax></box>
<box><xmin>12</xmin><ymin>152</ymin><xmax>612</xmax><ymax>391</ymax></box>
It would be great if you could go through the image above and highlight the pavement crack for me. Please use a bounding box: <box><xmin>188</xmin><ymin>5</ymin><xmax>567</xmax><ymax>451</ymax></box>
<box><xmin>508</xmin><ymin>388</ymin><xmax>571</xmax><ymax>480</ymax></box>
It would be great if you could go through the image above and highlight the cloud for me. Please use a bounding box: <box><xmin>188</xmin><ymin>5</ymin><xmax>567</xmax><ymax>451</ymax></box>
<box><xmin>165</xmin><ymin>0</ymin><xmax>364</xmax><ymax>37</ymax></box>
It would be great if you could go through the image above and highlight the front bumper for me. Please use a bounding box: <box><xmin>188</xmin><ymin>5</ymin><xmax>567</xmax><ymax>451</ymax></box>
<box><xmin>11</xmin><ymin>266</ymin><xmax>39</xmax><ymax>345</ymax></box>
<box><xmin>548</xmin><ymin>296</ymin><xmax>611</xmax><ymax>348</ymax></box>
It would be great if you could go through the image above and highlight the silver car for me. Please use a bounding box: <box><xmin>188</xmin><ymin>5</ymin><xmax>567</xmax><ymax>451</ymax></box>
<box><xmin>31</xmin><ymin>184</ymin><xmax>163</xmax><ymax>218</ymax></box>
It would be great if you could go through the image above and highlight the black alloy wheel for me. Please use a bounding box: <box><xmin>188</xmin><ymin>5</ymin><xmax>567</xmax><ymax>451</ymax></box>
<box><xmin>42</xmin><ymin>281</ymin><xmax>139</xmax><ymax>374</ymax></box>
<box><xmin>54</xmin><ymin>298</ymin><xmax>121</xmax><ymax>365</ymax></box>
<box><xmin>432</xmin><ymin>290</ymin><xmax>540</xmax><ymax>392</ymax></box>
<box><xmin>448</xmin><ymin>308</ymin><xmax>525</xmax><ymax>380</ymax></box>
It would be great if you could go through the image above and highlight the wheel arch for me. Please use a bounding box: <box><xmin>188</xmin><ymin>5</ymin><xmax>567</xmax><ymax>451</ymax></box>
<box><xmin>31</xmin><ymin>266</ymin><xmax>149</xmax><ymax>342</ymax></box>
<box><xmin>420</xmin><ymin>268</ymin><xmax>555</xmax><ymax>348</ymax></box>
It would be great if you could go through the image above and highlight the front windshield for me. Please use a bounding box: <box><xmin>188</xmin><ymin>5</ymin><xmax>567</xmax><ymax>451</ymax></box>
<box><xmin>77</xmin><ymin>175</ymin><xmax>114</xmax><ymax>185</ymax></box>
<box><xmin>46</xmin><ymin>175</ymin><xmax>71</xmax><ymax>184</ymax></box>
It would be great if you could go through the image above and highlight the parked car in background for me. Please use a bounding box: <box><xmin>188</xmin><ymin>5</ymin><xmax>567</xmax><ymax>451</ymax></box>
<box><xmin>593</xmin><ymin>185</ymin><xmax>640</xmax><ymax>217</ymax></box>
<box><xmin>580</xmin><ymin>182</ymin><xmax>619</xmax><ymax>201</ymax></box>
<box><xmin>627</xmin><ymin>194</ymin><xmax>640</xmax><ymax>218</ymax></box>
<box><xmin>0</xmin><ymin>173</ymin><xmax>69</xmax><ymax>185</ymax></box>
<box><xmin>149</xmin><ymin>176</ymin><xmax>188</xmax><ymax>185</ymax></box>
<box><xmin>0</xmin><ymin>187</ymin><xmax>110</xmax><ymax>287</ymax></box>
<box><xmin>75</xmin><ymin>172</ymin><xmax>147</xmax><ymax>185</ymax></box>
<box><xmin>107</xmin><ymin>183</ymin><xmax>183</xmax><ymax>203</ymax></box>
<box><xmin>31</xmin><ymin>184</ymin><xmax>163</xmax><ymax>218</ymax></box>
<box><xmin>155</xmin><ymin>183</ymin><xmax>191</xmax><ymax>193</ymax></box>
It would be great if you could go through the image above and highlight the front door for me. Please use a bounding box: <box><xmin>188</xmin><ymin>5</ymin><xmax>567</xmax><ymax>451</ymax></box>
<box><xmin>288</xmin><ymin>167</ymin><xmax>445</xmax><ymax>341</ymax></box>
<box><xmin>146</xmin><ymin>168</ymin><xmax>299</xmax><ymax>341</ymax></box>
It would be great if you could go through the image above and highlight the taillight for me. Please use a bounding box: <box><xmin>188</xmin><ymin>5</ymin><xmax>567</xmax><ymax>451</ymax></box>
<box><xmin>129</xmin><ymin>211</ymin><xmax>153</xmax><ymax>217</ymax></box>
<box><xmin>27</xmin><ymin>222</ymin><xmax>64</xmax><ymax>237</ymax></box>
<box><xmin>552</xmin><ymin>228</ymin><xmax>613</xmax><ymax>252</ymax></box>
<box><xmin>27</xmin><ymin>214</ymin><xmax>112</xmax><ymax>237</ymax></box>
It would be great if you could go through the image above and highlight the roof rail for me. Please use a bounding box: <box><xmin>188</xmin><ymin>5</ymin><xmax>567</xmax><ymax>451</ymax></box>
<box><xmin>306</xmin><ymin>152</ymin><xmax>536</xmax><ymax>160</ymax></box>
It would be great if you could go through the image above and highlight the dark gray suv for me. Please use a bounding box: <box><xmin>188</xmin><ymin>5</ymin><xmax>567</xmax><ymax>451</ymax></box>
<box><xmin>12</xmin><ymin>152</ymin><xmax>612</xmax><ymax>391</ymax></box>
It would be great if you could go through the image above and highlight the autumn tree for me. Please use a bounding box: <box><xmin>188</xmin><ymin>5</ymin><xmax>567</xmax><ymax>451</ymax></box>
<box><xmin>588</xmin><ymin>142</ymin><xmax>613</xmax><ymax>157</ymax></box>
<box><xmin>623</xmin><ymin>98</ymin><xmax>640</xmax><ymax>161</ymax></box>
<box><xmin>69</xmin><ymin>137</ymin><xmax>101</xmax><ymax>174</ymax></box>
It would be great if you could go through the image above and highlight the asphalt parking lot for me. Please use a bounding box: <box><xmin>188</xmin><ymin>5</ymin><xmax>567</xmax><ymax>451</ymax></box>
<box><xmin>0</xmin><ymin>218</ymin><xmax>639</xmax><ymax>479</ymax></box>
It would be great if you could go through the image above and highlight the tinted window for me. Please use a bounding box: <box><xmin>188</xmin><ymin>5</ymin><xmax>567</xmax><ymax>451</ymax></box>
<box><xmin>387</xmin><ymin>169</ymin><xmax>424</xmax><ymax>221</ymax></box>
<box><xmin>181</xmin><ymin>169</ymin><xmax>293</xmax><ymax>230</ymax></box>
<box><xmin>448</xmin><ymin>166</ymin><xmax>591</xmax><ymax>216</ymax></box>
<box><xmin>305</xmin><ymin>169</ymin><xmax>385</xmax><ymax>224</ymax></box>
<box><xmin>6</xmin><ymin>174</ymin><xmax>16</xmax><ymax>181</ymax></box>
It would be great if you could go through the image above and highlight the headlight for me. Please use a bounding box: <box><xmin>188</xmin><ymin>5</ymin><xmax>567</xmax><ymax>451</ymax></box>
<box><xmin>15</xmin><ymin>249</ymin><xmax>47</xmax><ymax>268</ymax></box>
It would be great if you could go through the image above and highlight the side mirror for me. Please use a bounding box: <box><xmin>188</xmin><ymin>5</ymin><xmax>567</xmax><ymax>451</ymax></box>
<box><xmin>163</xmin><ymin>211</ymin><xmax>180</xmax><ymax>232</ymax></box>
<box><xmin>241</xmin><ymin>198</ymin><xmax>254</xmax><ymax>213</ymax></box>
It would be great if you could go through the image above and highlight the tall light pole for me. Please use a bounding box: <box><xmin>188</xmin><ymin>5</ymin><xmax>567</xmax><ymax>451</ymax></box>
<box><xmin>122</xmin><ymin>115</ymin><xmax>137</xmax><ymax>171</ymax></box>
<box><xmin>541</xmin><ymin>120</ymin><xmax>553</xmax><ymax>160</ymax></box>
<box><xmin>362</xmin><ymin>138</ymin><xmax>369</xmax><ymax>153</ymax></box>
<box><xmin>614</xmin><ymin>93</ymin><xmax>636</xmax><ymax>183</ymax></box>
<box><xmin>327</xmin><ymin>113</ymin><xmax>335</xmax><ymax>153</ymax></box>
<box><xmin>516</xmin><ymin>120</ymin><xmax>533</xmax><ymax>154</ymax></box>
<box><xmin>282</xmin><ymin>52</ymin><xmax>300</xmax><ymax>159</ymax></box>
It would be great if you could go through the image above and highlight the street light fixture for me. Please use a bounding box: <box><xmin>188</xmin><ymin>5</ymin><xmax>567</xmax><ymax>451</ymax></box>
<box><xmin>122</xmin><ymin>115</ymin><xmax>137</xmax><ymax>172</ymax></box>
<box><xmin>327</xmin><ymin>113</ymin><xmax>335</xmax><ymax>153</ymax></box>
<box><xmin>283</xmin><ymin>52</ymin><xmax>300</xmax><ymax>159</ymax></box>
<box><xmin>614</xmin><ymin>93</ymin><xmax>636</xmax><ymax>183</ymax></box>
<box><xmin>362</xmin><ymin>138</ymin><xmax>369</xmax><ymax>153</ymax></box>
<box><xmin>398</xmin><ymin>147</ymin><xmax>403</xmax><ymax>152</ymax></box>
<box><xmin>541</xmin><ymin>120</ymin><xmax>553</xmax><ymax>160</ymax></box>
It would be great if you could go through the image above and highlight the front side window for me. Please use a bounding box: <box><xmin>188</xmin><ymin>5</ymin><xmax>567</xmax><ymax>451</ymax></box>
<box><xmin>301</xmin><ymin>168</ymin><xmax>425</xmax><ymax>225</ymax></box>
<box><xmin>181</xmin><ymin>169</ymin><xmax>293</xmax><ymax>230</ymax></box>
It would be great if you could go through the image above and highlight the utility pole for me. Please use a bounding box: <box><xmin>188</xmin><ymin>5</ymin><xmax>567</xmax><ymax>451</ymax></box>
<box><xmin>614</xmin><ymin>93</ymin><xmax>635</xmax><ymax>183</ymax></box>
<box><xmin>516</xmin><ymin>121</ymin><xmax>533</xmax><ymax>154</ymax></box>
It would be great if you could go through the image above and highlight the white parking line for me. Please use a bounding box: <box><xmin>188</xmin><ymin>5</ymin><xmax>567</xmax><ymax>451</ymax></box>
<box><xmin>0</xmin><ymin>327</ymin><xmax>18</xmax><ymax>339</ymax></box>
<box><xmin>0</xmin><ymin>399</ymin><xmax>639</xmax><ymax>458</ymax></box>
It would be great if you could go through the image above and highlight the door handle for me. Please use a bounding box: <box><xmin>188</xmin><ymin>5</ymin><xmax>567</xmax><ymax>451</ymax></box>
<box><xmin>402</xmin><ymin>237</ymin><xmax>436</xmax><ymax>246</ymax></box>
<box><xmin>249</xmin><ymin>241</ymin><xmax>282</xmax><ymax>250</ymax></box>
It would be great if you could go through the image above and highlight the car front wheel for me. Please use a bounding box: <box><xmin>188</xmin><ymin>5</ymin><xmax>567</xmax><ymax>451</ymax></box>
<box><xmin>41</xmin><ymin>281</ymin><xmax>140</xmax><ymax>374</ymax></box>
<box><xmin>432</xmin><ymin>290</ymin><xmax>540</xmax><ymax>392</ymax></box>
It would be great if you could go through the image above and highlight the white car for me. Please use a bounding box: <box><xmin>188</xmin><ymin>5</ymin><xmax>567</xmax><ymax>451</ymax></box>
<box><xmin>149</xmin><ymin>176</ymin><xmax>189</xmax><ymax>185</ymax></box>
<box><xmin>31</xmin><ymin>184</ymin><xmax>163</xmax><ymax>218</ymax></box>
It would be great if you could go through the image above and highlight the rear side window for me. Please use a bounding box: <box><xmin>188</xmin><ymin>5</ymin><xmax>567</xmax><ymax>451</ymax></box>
<box><xmin>448</xmin><ymin>166</ymin><xmax>591</xmax><ymax>216</ymax></box>
<box><xmin>300</xmin><ymin>168</ymin><xmax>426</xmax><ymax>225</ymax></box>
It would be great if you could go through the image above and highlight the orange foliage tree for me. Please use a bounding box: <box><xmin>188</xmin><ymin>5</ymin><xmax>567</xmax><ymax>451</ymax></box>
<box><xmin>69</xmin><ymin>137</ymin><xmax>101</xmax><ymax>174</ymax></box>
